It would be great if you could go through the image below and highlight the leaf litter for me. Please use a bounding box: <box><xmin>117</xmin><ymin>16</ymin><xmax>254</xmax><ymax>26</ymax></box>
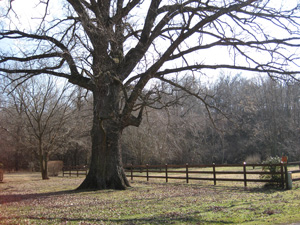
<box><xmin>1</xmin><ymin>174</ymin><xmax>300</xmax><ymax>224</ymax></box>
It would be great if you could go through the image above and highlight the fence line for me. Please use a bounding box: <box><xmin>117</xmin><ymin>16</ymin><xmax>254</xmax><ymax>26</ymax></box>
<box><xmin>124</xmin><ymin>163</ymin><xmax>290</xmax><ymax>189</ymax></box>
<box><xmin>62</xmin><ymin>165</ymin><xmax>88</xmax><ymax>177</ymax></box>
<box><xmin>60</xmin><ymin>162</ymin><xmax>300</xmax><ymax>188</ymax></box>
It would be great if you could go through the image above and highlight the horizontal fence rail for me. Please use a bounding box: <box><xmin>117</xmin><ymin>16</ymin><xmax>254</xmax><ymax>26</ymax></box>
<box><xmin>290</xmin><ymin>170</ymin><xmax>300</xmax><ymax>182</ymax></box>
<box><xmin>62</xmin><ymin>165</ymin><xmax>88</xmax><ymax>177</ymax></box>
<box><xmin>124</xmin><ymin>163</ymin><xmax>293</xmax><ymax>189</ymax></box>
<box><xmin>289</xmin><ymin>161</ymin><xmax>300</xmax><ymax>182</ymax></box>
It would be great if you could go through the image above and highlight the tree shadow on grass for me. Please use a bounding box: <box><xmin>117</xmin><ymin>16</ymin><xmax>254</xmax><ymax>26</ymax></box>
<box><xmin>0</xmin><ymin>181</ymin><xmax>283</xmax><ymax>205</ymax></box>
<box><xmin>0</xmin><ymin>187</ymin><xmax>124</xmax><ymax>205</ymax></box>
<box><xmin>133</xmin><ymin>179</ymin><xmax>285</xmax><ymax>194</ymax></box>
<box><xmin>0</xmin><ymin>190</ymin><xmax>76</xmax><ymax>204</ymax></box>
<box><xmin>189</xmin><ymin>181</ymin><xmax>285</xmax><ymax>194</ymax></box>
<box><xmin>2</xmin><ymin>213</ymin><xmax>234</xmax><ymax>225</ymax></box>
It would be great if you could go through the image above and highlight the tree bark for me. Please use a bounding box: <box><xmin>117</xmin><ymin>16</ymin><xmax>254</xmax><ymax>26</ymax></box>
<box><xmin>40</xmin><ymin>152</ymin><xmax>49</xmax><ymax>180</ymax></box>
<box><xmin>77</xmin><ymin>81</ymin><xmax>130</xmax><ymax>190</ymax></box>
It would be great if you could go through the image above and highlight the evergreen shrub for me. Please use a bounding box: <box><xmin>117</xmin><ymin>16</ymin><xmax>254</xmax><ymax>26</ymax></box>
<box><xmin>260</xmin><ymin>156</ymin><xmax>282</xmax><ymax>187</ymax></box>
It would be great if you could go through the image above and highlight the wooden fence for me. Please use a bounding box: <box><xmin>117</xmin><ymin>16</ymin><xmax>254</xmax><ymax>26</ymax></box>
<box><xmin>62</xmin><ymin>165</ymin><xmax>88</xmax><ymax>177</ymax></box>
<box><xmin>288</xmin><ymin>161</ymin><xmax>300</xmax><ymax>182</ymax></box>
<box><xmin>124</xmin><ymin>163</ymin><xmax>295</xmax><ymax>189</ymax></box>
<box><xmin>61</xmin><ymin>162</ymin><xmax>300</xmax><ymax>189</ymax></box>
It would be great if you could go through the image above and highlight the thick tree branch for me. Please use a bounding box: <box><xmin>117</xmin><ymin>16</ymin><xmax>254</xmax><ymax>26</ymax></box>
<box><xmin>0</xmin><ymin>30</ymin><xmax>93</xmax><ymax>90</ymax></box>
<box><xmin>122</xmin><ymin>0</ymin><xmax>259</xmax><ymax>121</ymax></box>
<box><xmin>168</xmin><ymin>37</ymin><xmax>300</xmax><ymax>61</ymax></box>
<box><xmin>155</xmin><ymin>64</ymin><xmax>300</xmax><ymax>77</ymax></box>
<box><xmin>0</xmin><ymin>30</ymin><xmax>79</xmax><ymax>74</ymax></box>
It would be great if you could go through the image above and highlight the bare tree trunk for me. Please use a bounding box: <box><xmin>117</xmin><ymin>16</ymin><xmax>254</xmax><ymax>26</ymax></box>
<box><xmin>77</xmin><ymin>83</ymin><xmax>130</xmax><ymax>190</ymax></box>
<box><xmin>40</xmin><ymin>152</ymin><xmax>49</xmax><ymax>180</ymax></box>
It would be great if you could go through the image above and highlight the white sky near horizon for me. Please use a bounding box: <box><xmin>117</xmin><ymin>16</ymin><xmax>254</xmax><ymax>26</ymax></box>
<box><xmin>1</xmin><ymin>0</ymin><xmax>300</xmax><ymax>87</ymax></box>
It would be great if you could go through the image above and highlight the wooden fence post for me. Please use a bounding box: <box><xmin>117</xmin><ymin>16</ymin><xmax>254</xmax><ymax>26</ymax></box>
<box><xmin>186</xmin><ymin>163</ymin><xmax>189</xmax><ymax>183</ymax></box>
<box><xmin>165</xmin><ymin>164</ymin><xmax>168</xmax><ymax>183</ymax></box>
<box><xmin>130</xmin><ymin>164</ymin><xmax>133</xmax><ymax>180</ymax></box>
<box><xmin>284</xmin><ymin>163</ymin><xmax>288</xmax><ymax>189</ymax></box>
<box><xmin>280</xmin><ymin>163</ymin><xmax>285</xmax><ymax>189</ymax></box>
<box><xmin>213</xmin><ymin>163</ymin><xmax>216</xmax><ymax>185</ymax></box>
<box><xmin>146</xmin><ymin>164</ymin><xmax>149</xmax><ymax>181</ymax></box>
<box><xmin>77</xmin><ymin>166</ymin><xmax>79</xmax><ymax>177</ymax></box>
<box><xmin>243</xmin><ymin>162</ymin><xmax>247</xmax><ymax>187</ymax></box>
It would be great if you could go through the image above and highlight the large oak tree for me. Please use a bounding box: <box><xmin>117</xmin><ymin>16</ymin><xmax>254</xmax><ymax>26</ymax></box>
<box><xmin>1</xmin><ymin>0</ymin><xmax>300</xmax><ymax>190</ymax></box>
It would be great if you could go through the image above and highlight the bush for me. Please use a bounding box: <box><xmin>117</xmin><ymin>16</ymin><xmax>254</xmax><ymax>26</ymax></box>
<box><xmin>48</xmin><ymin>161</ymin><xmax>63</xmax><ymax>176</ymax></box>
<box><xmin>260</xmin><ymin>156</ymin><xmax>282</xmax><ymax>187</ymax></box>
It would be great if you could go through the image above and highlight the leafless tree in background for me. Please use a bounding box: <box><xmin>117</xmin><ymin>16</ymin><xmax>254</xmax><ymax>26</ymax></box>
<box><xmin>1</xmin><ymin>76</ymin><xmax>72</xmax><ymax>179</ymax></box>
<box><xmin>62</xmin><ymin>87</ymin><xmax>92</xmax><ymax>167</ymax></box>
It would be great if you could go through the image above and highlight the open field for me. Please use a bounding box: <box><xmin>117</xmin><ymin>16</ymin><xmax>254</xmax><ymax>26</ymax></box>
<box><xmin>1</xmin><ymin>172</ymin><xmax>300</xmax><ymax>224</ymax></box>
<box><xmin>125</xmin><ymin>165</ymin><xmax>300</xmax><ymax>187</ymax></box>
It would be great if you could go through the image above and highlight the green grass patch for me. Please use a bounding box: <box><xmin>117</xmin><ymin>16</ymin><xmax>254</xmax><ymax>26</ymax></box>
<box><xmin>1</xmin><ymin>172</ymin><xmax>300</xmax><ymax>224</ymax></box>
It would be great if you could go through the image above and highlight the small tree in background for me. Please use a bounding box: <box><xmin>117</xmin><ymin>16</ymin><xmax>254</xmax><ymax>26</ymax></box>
<box><xmin>2</xmin><ymin>76</ymin><xmax>73</xmax><ymax>179</ymax></box>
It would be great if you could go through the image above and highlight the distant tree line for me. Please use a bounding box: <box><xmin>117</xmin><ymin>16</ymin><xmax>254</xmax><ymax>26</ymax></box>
<box><xmin>1</xmin><ymin>74</ymin><xmax>300</xmax><ymax>172</ymax></box>
<box><xmin>122</xmin><ymin>75</ymin><xmax>300</xmax><ymax>165</ymax></box>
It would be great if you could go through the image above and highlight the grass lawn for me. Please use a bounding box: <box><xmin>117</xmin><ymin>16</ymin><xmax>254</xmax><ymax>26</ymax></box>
<box><xmin>1</xmin><ymin>172</ymin><xmax>300</xmax><ymax>224</ymax></box>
